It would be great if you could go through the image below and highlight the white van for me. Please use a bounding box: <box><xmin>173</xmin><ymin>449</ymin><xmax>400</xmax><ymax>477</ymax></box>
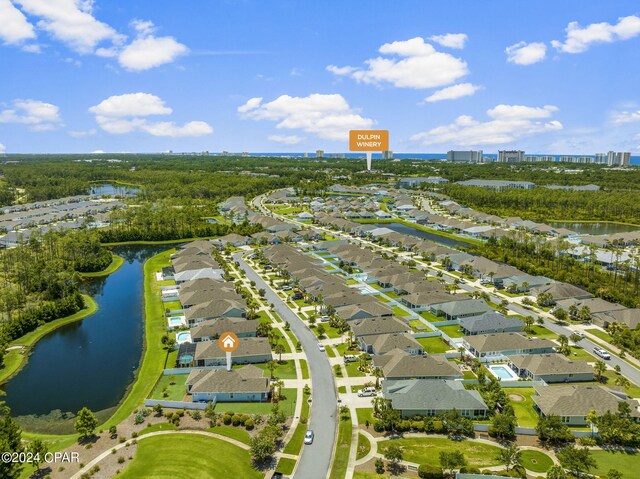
<box><xmin>357</xmin><ymin>387</ymin><xmax>377</xmax><ymax>397</ymax></box>
<box><xmin>344</xmin><ymin>355</ymin><xmax>357</xmax><ymax>363</ymax></box>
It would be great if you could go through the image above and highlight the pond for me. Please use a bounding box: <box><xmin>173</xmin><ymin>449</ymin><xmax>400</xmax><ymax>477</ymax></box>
<box><xmin>1</xmin><ymin>245</ymin><xmax>167</xmax><ymax>433</ymax></box>
<box><xmin>548</xmin><ymin>221</ymin><xmax>640</xmax><ymax>235</ymax></box>
<box><xmin>89</xmin><ymin>182</ymin><xmax>139</xmax><ymax>197</ymax></box>
<box><xmin>370</xmin><ymin>222</ymin><xmax>471</xmax><ymax>248</ymax></box>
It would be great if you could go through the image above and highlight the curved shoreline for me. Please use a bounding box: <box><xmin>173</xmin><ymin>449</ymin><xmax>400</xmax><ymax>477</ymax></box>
<box><xmin>79</xmin><ymin>253</ymin><xmax>125</xmax><ymax>278</ymax></box>
<box><xmin>0</xmin><ymin>295</ymin><xmax>98</xmax><ymax>385</ymax></box>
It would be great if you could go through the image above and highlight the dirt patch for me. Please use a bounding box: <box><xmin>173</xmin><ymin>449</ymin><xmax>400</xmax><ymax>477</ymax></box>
<box><xmin>509</xmin><ymin>393</ymin><xmax>525</xmax><ymax>402</ymax></box>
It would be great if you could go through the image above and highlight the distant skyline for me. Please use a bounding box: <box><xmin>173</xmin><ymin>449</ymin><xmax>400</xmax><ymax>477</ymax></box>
<box><xmin>1</xmin><ymin>1</ymin><xmax>640</xmax><ymax>154</ymax></box>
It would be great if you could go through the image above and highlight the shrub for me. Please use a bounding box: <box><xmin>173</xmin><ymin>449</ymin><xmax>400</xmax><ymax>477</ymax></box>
<box><xmin>397</xmin><ymin>420</ymin><xmax>411</xmax><ymax>432</ymax></box>
<box><xmin>432</xmin><ymin>420</ymin><xmax>444</xmax><ymax>433</ymax></box>
<box><xmin>223</xmin><ymin>414</ymin><xmax>232</xmax><ymax>425</ymax></box>
<box><xmin>375</xmin><ymin>458</ymin><xmax>385</xmax><ymax>474</ymax></box>
<box><xmin>134</xmin><ymin>413</ymin><xmax>145</xmax><ymax>425</ymax></box>
<box><xmin>411</xmin><ymin>420</ymin><xmax>424</xmax><ymax>432</ymax></box>
<box><xmin>192</xmin><ymin>410</ymin><xmax>202</xmax><ymax>421</ymax></box>
<box><xmin>118</xmin><ymin>436</ymin><xmax>126</xmax><ymax>444</ymax></box>
<box><xmin>460</xmin><ymin>466</ymin><xmax>481</xmax><ymax>474</ymax></box>
<box><xmin>244</xmin><ymin>418</ymin><xmax>255</xmax><ymax>430</ymax></box>
<box><xmin>131</xmin><ymin>432</ymin><xmax>138</xmax><ymax>438</ymax></box>
<box><xmin>232</xmin><ymin>414</ymin><xmax>242</xmax><ymax>426</ymax></box>
<box><xmin>117</xmin><ymin>457</ymin><xmax>125</xmax><ymax>464</ymax></box>
<box><xmin>373</xmin><ymin>421</ymin><xmax>385</xmax><ymax>433</ymax></box>
<box><xmin>578</xmin><ymin>436</ymin><xmax>597</xmax><ymax>446</ymax></box>
<box><xmin>418</xmin><ymin>464</ymin><xmax>444</xmax><ymax>479</ymax></box>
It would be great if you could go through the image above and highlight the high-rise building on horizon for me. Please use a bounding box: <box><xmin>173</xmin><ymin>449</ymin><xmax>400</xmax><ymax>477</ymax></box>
<box><xmin>498</xmin><ymin>150</ymin><xmax>525</xmax><ymax>162</ymax></box>
<box><xmin>316</xmin><ymin>150</ymin><xmax>324</xmax><ymax>158</ymax></box>
<box><xmin>606</xmin><ymin>151</ymin><xmax>631</xmax><ymax>166</ymax></box>
<box><xmin>447</xmin><ymin>150</ymin><xmax>483</xmax><ymax>163</ymax></box>
<box><xmin>382</xmin><ymin>150</ymin><xmax>393</xmax><ymax>160</ymax></box>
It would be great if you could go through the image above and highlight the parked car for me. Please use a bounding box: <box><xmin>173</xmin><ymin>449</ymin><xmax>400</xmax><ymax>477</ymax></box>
<box><xmin>318</xmin><ymin>343</ymin><xmax>325</xmax><ymax>352</ymax></box>
<box><xmin>344</xmin><ymin>354</ymin><xmax>357</xmax><ymax>363</ymax></box>
<box><xmin>357</xmin><ymin>389</ymin><xmax>376</xmax><ymax>397</ymax></box>
<box><xmin>593</xmin><ymin>347</ymin><xmax>611</xmax><ymax>360</ymax></box>
<box><xmin>574</xmin><ymin>331</ymin><xmax>585</xmax><ymax>339</ymax></box>
<box><xmin>281</xmin><ymin>285</ymin><xmax>292</xmax><ymax>291</ymax></box>
<box><xmin>320</xmin><ymin>315</ymin><xmax>330</xmax><ymax>322</ymax></box>
<box><xmin>304</xmin><ymin>430</ymin><xmax>314</xmax><ymax>445</ymax></box>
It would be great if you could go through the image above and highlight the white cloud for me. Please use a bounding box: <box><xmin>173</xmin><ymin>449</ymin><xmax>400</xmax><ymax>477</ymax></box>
<box><xmin>268</xmin><ymin>134</ymin><xmax>304</xmax><ymax>145</ymax></box>
<box><xmin>91</xmin><ymin>149</ymin><xmax>105</xmax><ymax>154</ymax></box>
<box><xmin>411</xmin><ymin>103</ymin><xmax>562</xmax><ymax>146</ymax></box>
<box><xmin>16</xmin><ymin>0</ymin><xmax>125</xmax><ymax>54</ymax></box>
<box><xmin>237</xmin><ymin>97</ymin><xmax>263</xmax><ymax>113</ymax></box>
<box><xmin>89</xmin><ymin>93</ymin><xmax>172</xmax><ymax>117</ymax></box>
<box><xmin>327</xmin><ymin>37</ymin><xmax>468</xmax><ymax>89</ymax></box>
<box><xmin>505</xmin><ymin>41</ymin><xmax>547</xmax><ymax>65</ymax></box>
<box><xmin>552</xmin><ymin>15</ymin><xmax>640</xmax><ymax>53</ymax></box>
<box><xmin>424</xmin><ymin>83</ymin><xmax>481</xmax><ymax>102</ymax></box>
<box><xmin>69</xmin><ymin>128</ymin><xmax>96</xmax><ymax>138</ymax></box>
<box><xmin>0</xmin><ymin>99</ymin><xmax>62</xmax><ymax>130</ymax></box>
<box><xmin>238</xmin><ymin>93</ymin><xmax>374</xmax><ymax>141</ymax></box>
<box><xmin>118</xmin><ymin>27</ymin><xmax>188</xmax><ymax>71</ymax></box>
<box><xmin>612</xmin><ymin>109</ymin><xmax>640</xmax><ymax>124</ymax></box>
<box><xmin>0</xmin><ymin>0</ymin><xmax>36</xmax><ymax>44</ymax></box>
<box><xmin>89</xmin><ymin>92</ymin><xmax>212</xmax><ymax>137</ymax></box>
<box><xmin>0</xmin><ymin>143</ymin><xmax>5</xmax><ymax>154</ymax></box>
<box><xmin>429</xmin><ymin>33</ymin><xmax>467</xmax><ymax>49</ymax></box>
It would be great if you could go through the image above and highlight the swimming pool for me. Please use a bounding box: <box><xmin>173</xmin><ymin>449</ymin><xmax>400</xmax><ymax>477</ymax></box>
<box><xmin>167</xmin><ymin>316</ymin><xmax>186</xmax><ymax>329</ymax></box>
<box><xmin>488</xmin><ymin>364</ymin><xmax>519</xmax><ymax>380</ymax></box>
<box><xmin>176</xmin><ymin>331</ymin><xmax>192</xmax><ymax>344</ymax></box>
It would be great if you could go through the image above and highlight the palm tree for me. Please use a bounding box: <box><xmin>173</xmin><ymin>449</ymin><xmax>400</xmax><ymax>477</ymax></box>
<box><xmin>266</xmin><ymin>360</ymin><xmax>277</xmax><ymax>379</ymax></box>
<box><xmin>373</xmin><ymin>367</ymin><xmax>384</xmax><ymax>389</ymax></box>
<box><xmin>594</xmin><ymin>359</ymin><xmax>607</xmax><ymax>383</ymax></box>
<box><xmin>557</xmin><ymin>334</ymin><xmax>570</xmax><ymax>356</ymax></box>
<box><xmin>524</xmin><ymin>316</ymin><xmax>535</xmax><ymax>334</ymax></box>
<box><xmin>569</xmin><ymin>333</ymin><xmax>583</xmax><ymax>345</ymax></box>
<box><xmin>274</xmin><ymin>343</ymin><xmax>286</xmax><ymax>362</ymax></box>
<box><xmin>615</xmin><ymin>375</ymin><xmax>630</xmax><ymax>389</ymax></box>
<box><xmin>497</xmin><ymin>443</ymin><xmax>522</xmax><ymax>472</ymax></box>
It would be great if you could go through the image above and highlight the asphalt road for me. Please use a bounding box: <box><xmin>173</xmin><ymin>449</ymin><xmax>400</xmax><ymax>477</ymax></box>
<box><xmin>233</xmin><ymin>252</ymin><xmax>337</xmax><ymax>479</ymax></box>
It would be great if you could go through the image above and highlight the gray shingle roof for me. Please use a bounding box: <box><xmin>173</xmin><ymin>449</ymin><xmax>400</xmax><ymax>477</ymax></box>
<box><xmin>373</xmin><ymin>349</ymin><xmax>462</xmax><ymax>379</ymax></box>
<box><xmin>187</xmin><ymin>365</ymin><xmax>269</xmax><ymax>394</ymax></box>
<box><xmin>383</xmin><ymin>379</ymin><xmax>487</xmax><ymax>411</ymax></box>
<box><xmin>533</xmin><ymin>385</ymin><xmax>640</xmax><ymax>417</ymax></box>
<box><xmin>459</xmin><ymin>312</ymin><xmax>524</xmax><ymax>333</ymax></box>
<box><xmin>508</xmin><ymin>353</ymin><xmax>593</xmax><ymax>376</ymax></box>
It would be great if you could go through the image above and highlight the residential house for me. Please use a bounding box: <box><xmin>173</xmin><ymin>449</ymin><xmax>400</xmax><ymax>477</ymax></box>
<box><xmin>184</xmin><ymin>299</ymin><xmax>247</xmax><ymax>326</ymax></box>
<box><xmin>508</xmin><ymin>354</ymin><xmax>594</xmax><ymax>383</ymax></box>
<box><xmin>432</xmin><ymin>299</ymin><xmax>493</xmax><ymax>321</ymax></box>
<box><xmin>373</xmin><ymin>349</ymin><xmax>462</xmax><ymax>380</ymax></box>
<box><xmin>186</xmin><ymin>365</ymin><xmax>270</xmax><ymax>402</ymax></box>
<box><xmin>463</xmin><ymin>333</ymin><xmax>555</xmax><ymax>360</ymax></box>
<box><xmin>190</xmin><ymin>318</ymin><xmax>258</xmax><ymax>342</ymax></box>
<box><xmin>383</xmin><ymin>379</ymin><xmax>488</xmax><ymax>418</ymax></box>
<box><xmin>459</xmin><ymin>312</ymin><xmax>524</xmax><ymax>336</ymax></box>
<box><xmin>533</xmin><ymin>385</ymin><xmax>640</xmax><ymax>426</ymax></box>
<box><xmin>194</xmin><ymin>337</ymin><xmax>272</xmax><ymax>366</ymax></box>
<box><xmin>364</xmin><ymin>333</ymin><xmax>424</xmax><ymax>355</ymax></box>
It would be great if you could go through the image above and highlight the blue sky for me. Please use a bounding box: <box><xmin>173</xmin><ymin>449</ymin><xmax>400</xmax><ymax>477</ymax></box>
<box><xmin>1</xmin><ymin>0</ymin><xmax>640</xmax><ymax>154</ymax></box>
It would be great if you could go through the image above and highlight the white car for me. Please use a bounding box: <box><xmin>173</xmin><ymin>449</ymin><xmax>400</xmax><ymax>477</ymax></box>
<box><xmin>593</xmin><ymin>347</ymin><xmax>611</xmax><ymax>360</ymax></box>
<box><xmin>304</xmin><ymin>430</ymin><xmax>314</xmax><ymax>445</ymax></box>
<box><xmin>318</xmin><ymin>343</ymin><xmax>325</xmax><ymax>352</ymax></box>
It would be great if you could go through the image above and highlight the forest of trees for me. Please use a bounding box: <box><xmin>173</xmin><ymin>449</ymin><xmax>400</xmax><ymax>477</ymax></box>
<box><xmin>441</xmin><ymin>184</ymin><xmax>640</xmax><ymax>223</ymax></box>
<box><xmin>468</xmin><ymin>235</ymin><xmax>640</xmax><ymax>308</ymax></box>
<box><xmin>0</xmin><ymin>230</ymin><xmax>112</xmax><ymax>344</ymax></box>
<box><xmin>98</xmin><ymin>203</ymin><xmax>262</xmax><ymax>242</ymax></box>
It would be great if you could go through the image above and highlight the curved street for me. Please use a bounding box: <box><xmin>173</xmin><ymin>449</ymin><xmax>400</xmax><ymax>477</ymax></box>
<box><xmin>233</xmin><ymin>252</ymin><xmax>337</xmax><ymax>479</ymax></box>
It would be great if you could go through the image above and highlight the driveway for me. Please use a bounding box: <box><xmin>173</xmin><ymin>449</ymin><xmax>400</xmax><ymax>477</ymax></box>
<box><xmin>233</xmin><ymin>252</ymin><xmax>337</xmax><ymax>479</ymax></box>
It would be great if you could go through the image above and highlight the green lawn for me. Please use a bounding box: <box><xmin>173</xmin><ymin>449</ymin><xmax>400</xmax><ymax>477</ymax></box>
<box><xmin>356</xmin><ymin>433</ymin><xmax>372</xmax><ymax>460</ymax></box>
<box><xmin>392</xmin><ymin>305</ymin><xmax>411</xmax><ymax>317</ymax></box>
<box><xmin>140</xmin><ymin>423</ymin><xmax>178</xmax><ymax>435</ymax></box>
<box><xmin>325</xmin><ymin>345</ymin><xmax>337</xmax><ymax>358</ymax></box>
<box><xmin>338</xmin><ymin>385</ymin><xmax>347</xmax><ymax>393</ymax></box>
<box><xmin>276</xmin><ymin>457</ymin><xmax>297</xmax><ymax>475</ymax></box>
<box><xmin>300</xmin><ymin>358</ymin><xmax>310</xmax><ymax>379</ymax></box>
<box><xmin>520</xmin><ymin>450</ymin><xmax>554</xmax><ymax>473</ymax></box>
<box><xmin>569</xmin><ymin>346</ymin><xmax>598</xmax><ymax>362</ymax></box>
<box><xmin>356</xmin><ymin>408</ymin><xmax>375</xmax><ymax>426</ymax></box>
<box><xmin>526</xmin><ymin>325</ymin><xmax>559</xmax><ymax>339</ymax></box>
<box><xmin>416</xmin><ymin>336</ymin><xmax>451</xmax><ymax>354</ymax></box>
<box><xmin>214</xmin><ymin>388</ymin><xmax>296</xmax><ymax>416</ymax></box>
<box><xmin>329</xmin><ymin>416</ymin><xmax>353</xmax><ymax>479</ymax></box>
<box><xmin>353</xmin><ymin>473</ymin><xmax>387</xmax><ymax>479</ymax></box>
<box><xmin>254</xmin><ymin>360</ymin><xmax>297</xmax><ymax>379</ymax></box>
<box><xmin>503</xmin><ymin>388</ymin><xmax>538</xmax><ymax>428</ymax></box>
<box><xmin>345</xmin><ymin>360</ymin><xmax>367</xmax><ymax>377</ymax></box>
<box><xmin>591</xmin><ymin>449</ymin><xmax>640</xmax><ymax>478</ymax></box>
<box><xmin>282</xmin><ymin>396</ymin><xmax>311</xmax><ymax>455</ymax></box>
<box><xmin>0</xmin><ymin>294</ymin><xmax>98</xmax><ymax>384</ymax></box>
<box><xmin>208</xmin><ymin>425</ymin><xmax>251</xmax><ymax>445</ymax></box>
<box><xmin>437</xmin><ymin>324</ymin><xmax>464</xmax><ymax>338</ymax></box>
<box><xmin>314</xmin><ymin>324</ymin><xmax>343</xmax><ymax>339</ymax></box>
<box><xmin>378</xmin><ymin>437</ymin><xmax>502</xmax><ymax>468</ymax></box>
<box><xmin>149</xmin><ymin>374</ymin><xmax>187</xmax><ymax>401</ymax></box>
<box><xmin>585</xmin><ymin>328</ymin><xmax>613</xmax><ymax>343</ymax></box>
<box><xmin>118</xmin><ymin>433</ymin><xmax>261</xmax><ymax>479</ymax></box>
<box><xmin>419</xmin><ymin>310</ymin><xmax>442</xmax><ymax>322</ymax></box>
